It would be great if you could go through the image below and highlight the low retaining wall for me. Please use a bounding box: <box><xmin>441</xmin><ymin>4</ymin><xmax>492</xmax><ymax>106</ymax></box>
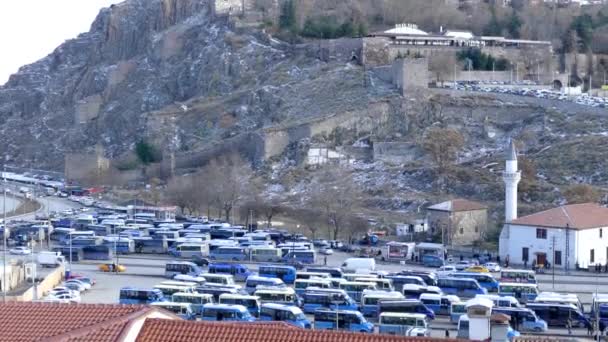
<box><xmin>12</xmin><ymin>264</ymin><xmax>64</xmax><ymax>301</ymax></box>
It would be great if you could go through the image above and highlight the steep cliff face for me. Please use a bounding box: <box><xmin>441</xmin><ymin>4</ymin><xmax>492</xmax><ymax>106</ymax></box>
<box><xmin>0</xmin><ymin>0</ymin><xmax>394</xmax><ymax>170</ymax></box>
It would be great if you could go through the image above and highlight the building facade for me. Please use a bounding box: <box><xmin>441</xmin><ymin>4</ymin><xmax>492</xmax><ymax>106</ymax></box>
<box><xmin>427</xmin><ymin>199</ymin><xmax>488</xmax><ymax>246</ymax></box>
<box><xmin>499</xmin><ymin>203</ymin><xmax>608</xmax><ymax>269</ymax></box>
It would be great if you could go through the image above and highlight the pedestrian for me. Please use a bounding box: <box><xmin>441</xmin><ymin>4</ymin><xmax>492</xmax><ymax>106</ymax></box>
<box><xmin>524</xmin><ymin>259</ymin><xmax>528</xmax><ymax>269</ymax></box>
<box><xmin>445</xmin><ymin>329</ymin><xmax>450</xmax><ymax>338</ymax></box>
<box><xmin>460</xmin><ymin>255</ymin><xmax>463</xmax><ymax>261</ymax></box>
<box><xmin>567</xmin><ymin>318</ymin><xmax>572</xmax><ymax>335</ymax></box>
<box><xmin>588</xmin><ymin>321</ymin><xmax>594</xmax><ymax>336</ymax></box>
<box><xmin>497</xmin><ymin>255</ymin><xmax>501</xmax><ymax>264</ymax></box>
<box><xmin>324</xmin><ymin>256</ymin><xmax>327</xmax><ymax>266</ymax></box>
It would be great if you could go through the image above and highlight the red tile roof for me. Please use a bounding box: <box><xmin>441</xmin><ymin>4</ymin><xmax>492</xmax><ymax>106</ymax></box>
<box><xmin>509</xmin><ymin>203</ymin><xmax>608</xmax><ymax>229</ymax></box>
<box><xmin>0</xmin><ymin>302</ymin><xmax>172</xmax><ymax>342</ymax></box>
<box><xmin>136</xmin><ymin>319</ymin><xmax>456</xmax><ymax>342</ymax></box>
<box><xmin>427</xmin><ymin>198</ymin><xmax>487</xmax><ymax>212</ymax></box>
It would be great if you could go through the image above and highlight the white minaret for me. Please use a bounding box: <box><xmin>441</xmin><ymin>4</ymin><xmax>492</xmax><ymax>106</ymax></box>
<box><xmin>503</xmin><ymin>140</ymin><xmax>521</xmax><ymax>222</ymax></box>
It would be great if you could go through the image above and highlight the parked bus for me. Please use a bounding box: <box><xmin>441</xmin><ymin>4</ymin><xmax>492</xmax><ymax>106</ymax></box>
<box><xmin>258</xmin><ymin>265</ymin><xmax>296</xmax><ymax>284</ymax></box>
<box><xmin>457</xmin><ymin>314</ymin><xmax>469</xmax><ymax>339</ymax></box>
<box><xmin>119</xmin><ymin>287</ymin><xmax>165</xmax><ymax>305</ymax></box>
<box><xmin>165</xmin><ymin>261</ymin><xmax>202</xmax><ymax>279</ymax></box>
<box><xmin>133</xmin><ymin>237</ymin><xmax>168</xmax><ymax>254</ymax></box>
<box><xmin>173</xmin><ymin>274</ymin><xmax>206</xmax><ymax>285</ymax></box>
<box><xmin>244</xmin><ymin>276</ymin><xmax>285</xmax><ymax>295</ymax></box>
<box><xmin>386</xmin><ymin>275</ymin><xmax>426</xmax><ymax>292</ymax></box>
<box><xmin>329</xmin><ymin>278</ymin><xmax>347</xmax><ymax>289</ymax></box>
<box><xmin>419</xmin><ymin>293</ymin><xmax>460</xmax><ymax>316</ymax></box>
<box><xmin>492</xmin><ymin>307</ymin><xmax>548</xmax><ymax>332</ymax></box>
<box><xmin>150</xmin><ymin>302</ymin><xmax>196</xmax><ymax>320</ymax></box>
<box><xmin>219</xmin><ymin>293</ymin><xmax>261</xmax><ymax>317</ymax></box>
<box><xmin>89</xmin><ymin>225</ymin><xmax>111</xmax><ymax>236</ymax></box>
<box><xmin>450</xmin><ymin>301</ymin><xmax>467</xmax><ymax>323</ymax></box>
<box><xmin>102</xmin><ymin>237</ymin><xmax>135</xmax><ymax>254</ymax></box>
<box><xmin>526</xmin><ymin>303</ymin><xmax>590</xmax><ymax>329</ymax></box>
<box><xmin>201</xmin><ymin>304</ymin><xmax>255</xmax><ymax>322</ymax></box>
<box><xmin>296</xmin><ymin>271</ymin><xmax>331</xmax><ymax>280</ymax></box>
<box><xmin>355</xmin><ymin>277</ymin><xmax>394</xmax><ymax>291</ymax></box>
<box><xmin>342</xmin><ymin>273</ymin><xmax>378</xmax><ymax>282</ymax></box>
<box><xmin>170</xmin><ymin>243</ymin><xmax>210</xmax><ymax>259</ymax></box>
<box><xmin>154</xmin><ymin>284</ymin><xmax>195</xmax><ymax>297</ymax></box>
<box><xmin>534</xmin><ymin>292</ymin><xmax>583</xmax><ymax>312</ymax></box>
<box><xmin>498</xmin><ymin>282</ymin><xmax>539</xmax><ymax>303</ymax></box>
<box><xmin>500</xmin><ymin>269</ymin><xmax>536</xmax><ymax>284</ymax></box>
<box><xmin>301</xmin><ymin>289</ymin><xmax>358</xmax><ymax>314</ymax></box>
<box><xmin>477</xmin><ymin>294</ymin><xmax>521</xmax><ymax>308</ymax></box>
<box><xmin>436</xmin><ymin>277</ymin><xmax>487</xmax><ymax>298</ymax></box>
<box><xmin>209</xmin><ymin>246</ymin><xmax>248</xmax><ymax>261</ymax></box>
<box><xmin>379</xmin><ymin>312</ymin><xmax>430</xmax><ymax>337</ymax></box>
<box><xmin>361</xmin><ymin>290</ymin><xmax>405</xmax><ymax>317</ymax></box>
<box><xmin>208</xmin><ymin>263</ymin><xmax>252</xmax><ymax>282</ymax></box>
<box><xmin>82</xmin><ymin>245</ymin><xmax>113</xmax><ymax>260</ymax></box>
<box><xmin>377</xmin><ymin>300</ymin><xmax>435</xmax><ymax>320</ymax></box>
<box><xmin>250</xmin><ymin>247</ymin><xmax>282</xmax><ymax>262</ymax></box>
<box><xmin>339</xmin><ymin>281</ymin><xmax>377</xmax><ymax>302</ymax></box>
<box><xmin>172</xmin><ymin>292</ymin><xmax>214</xmax><ymax>317</ymax></box>
<box><xmin>255</xmin><ymin>287</ymin><xmax>301</xmax><ymax>307</ymax></box>
<box><xmin>259</xmin><ymin>303</ymin><xmax>311</xmax><ymax>329</ymax></box>
<box><xmin>452</xmin><ymin>272</ymin><xmax>499</xmax><ymax>293</ymax></box>
<box><xmin>294</xmin><ymin>279</ymin><xmax>331</xmax><ymax>296</ymax></box>
<box><xmin>402</xmin><ymin>284</ymin><xmax>442</xmax><ymax>299</ymax></box>
<box><xmin>592</xmin><ymin>294</ymin><xmax>608</xmax><ymax>331</ymax></box>
<box><xmin>160</xmin><ymin>280</ymin><xmax>198</xmax><ymax>289</ymax></box>
<box><xmin>198</xmin><ymin>273</ymin><xmax>235</xmax><ymax>286</ymax></box>
<box><xmin>196</xmin><ymin>285</ymin><xmax>241</xmax><ymax>301</ymax></box>
<box><xmin>313</xmin><ymin>309</ymin><xmax>373</xmax><ymax>332</ymax></box>
<box><xmin>283</xmin><ymin>250</ymin><xmax>316</xmax><ymax>264</ymax></box>
<box><xmin>306</xmin><ymin>266</ymin><xmax>343</xmax><ymax>279</ymax></box>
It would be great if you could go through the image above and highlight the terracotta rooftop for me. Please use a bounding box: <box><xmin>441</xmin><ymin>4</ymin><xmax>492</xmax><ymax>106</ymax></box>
<box><xmin>427</xmin><ymin>198</ymin><xmax>487</xmax><ymax>212</ymax></box>
<box><xmin>0</xmin><ymin>302</ymin><xmax>175</xmax><ymax>342</ymax></box>
<box><xmin>136</xmin><ymin>319</ymin><xmax>457</xmax><ymax>342</ymax></box>
<box><xmin>509</xmin><ymin>203</ymin><xmax>608</xmax><ymax>229</ymax></box>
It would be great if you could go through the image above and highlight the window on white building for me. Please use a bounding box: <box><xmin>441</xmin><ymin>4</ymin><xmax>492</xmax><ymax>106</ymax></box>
<box><xmin>591</xmin><ymin>249</ymin><xmax>595</xmax><ymax>264</ymax></box>
<box><xmin>536</xmin><ymin>229</ymin><xmax>547</xmax><ymax>239</ymax></box>
<box><xmin>554</xmin><ymin>251</ymin><xmax>562</xmax><ymax>266</ymax></box>
<box><xmin>601</xmin><ymin>229</ymin><xmax>603</xmax><ymax>238</ymax></box>
<box><xmin>522</xmin><ymin>247</ymin><xmax>529</xmax><ymax>263</ymax></box>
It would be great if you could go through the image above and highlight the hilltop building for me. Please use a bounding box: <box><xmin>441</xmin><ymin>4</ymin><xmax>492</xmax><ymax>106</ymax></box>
<box><xmin>427</xmin><ymin>198</ymin><xmax>488</xmax><ymax>246</ymax></box>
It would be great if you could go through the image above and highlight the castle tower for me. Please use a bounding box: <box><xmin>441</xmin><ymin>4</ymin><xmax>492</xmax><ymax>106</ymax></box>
<box><xmin>503</xmin><ymin>140</ymin><xmax>521</xmax><ymax>222</ymax></box>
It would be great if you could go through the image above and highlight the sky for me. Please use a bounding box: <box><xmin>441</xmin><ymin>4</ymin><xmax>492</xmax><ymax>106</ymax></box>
<box><xmin>0</xmin><ymin>0</ymin><xmax>123</xmax><ymax>85</ymax></box>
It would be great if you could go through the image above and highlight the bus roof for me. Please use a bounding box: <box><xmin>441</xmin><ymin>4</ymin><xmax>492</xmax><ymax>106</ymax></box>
<box><xmin>305</xmin><ymin>288</ymin><xmax>348</xmax><ymax>295</ymax></box>
<box><xmin>499</xmin><ymin>282</ymin><xmax>538</xmax><ymax>287</ymax></box>
<box><xmin>315</xmin><ymin>309</ymin><xmax>361</xmax><ymax>316</ymax></box>
<box><xmin>150</xmin><ymin>301</ymin><xmax>192</xmax><ymax>308</ymax></box>
<box><xmin>419</xmin><ymin>293</ymin><xmax>442</xmax><ymax>300</ymax></box>
<box><xmin>501</xmin><ymin>269</ymin><xmax>535</xmax><ymax>274</ymax></box>
<box><xmin>362</xmin><ymin>290</ymin><xmax>403</xmax><ymax>299</ymax></box>
<box><xmin>173</xmin><ymin>292</ymin><xmax>213</xmax><ymax>299</ymax></box>
<box><xmin>203</xmin><ymin>303</ymin><xmax>248</xmax><ymax>312</ymax></box>
<box><xmin>340</xmin><ymin>281</ymin><xmax>377</xmax><ymax>286</ymax></box>
<box><xmin>166</xmin><ymin>261</ymin><xmax>198</xmax><ymax>265</ymax></box>
<box><xmin>219</xmin><ymin>293</ymin><xmax>259</xmax><ymax>300</ymax></box>
<box><xmin>380</xmin><ymin>312</ymin><xmax>426</xmax><ymax>319</ymax></box>
<box><xmin>160</xmin><ymin>281</ymin><xmax>197</xmax><ymax>287</ymax></box>
<box><xmin>255</xmin><ymin>286</ymin><xmax>295</xmax><ymax>294</ymax></box>
<box><xmin>246</xmin><ymin>276</ymin><xmax>283</xmax><ymax>283</ymax></box>
<box><xmin>261</xmin><ymin>303</ymin><xmax>302</xmax><ymax>313</ymax></box>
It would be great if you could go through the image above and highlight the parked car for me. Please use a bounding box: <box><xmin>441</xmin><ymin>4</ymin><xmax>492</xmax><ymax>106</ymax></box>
<box><xmin>48</xmin><ymin>287</ymin><xmax>79</xmax><ymax>297</ymax></box>
<box><xmin>436</xmin><ymin>265</ymin><xmax>457</xmax><ymax>277</ymax></box>
<box><xmin>319</xmin><ymin>247</ymin><xmax>334</xmax><ymax>255</ymax></box>
<box><xmin>484</xmin><ymin>262</ymin><xmax>501</xmax><ymax>272</ymax></box>
<box><xmin>65</xmin><ymin>279</ymin><xmax>91</xmax><ymax>290</ymax></box>
<box><xmin>45</xmin><ymin>293</ymin><xmax>80</xmax><ymax>303</ymax></box>
<box><xmin>63</xmin><ymin>281</ymin><xmax>87</xmax><ymax>292</ymax></box>
<box><xmin>9</xmin><ymin>247</ymin><xmax>31</xmax><ymax>255</ymax></box>
<box><xmin>455</xmin><ymin>261</ymin><xmax>471</xmax><ymax>271</ymax></box>
<box><xmin>98</xmin><ymin>263</ymin><xmax>126</xmax><ymax>272</ymax></box>
<box><xmin>464</xmin><ymin>265</ymin><xmax>490</xmax><ymax>273</ymax></box>
<box><xmin>192</xmin><ymin>255</ymin><xmax>210</xmax><ymax>267</ymax></box>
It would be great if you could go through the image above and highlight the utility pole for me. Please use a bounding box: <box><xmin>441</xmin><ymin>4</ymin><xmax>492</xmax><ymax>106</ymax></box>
<box><xmin>2</xmin><ymin>165</ymin><xmax>6</xmax><ymax>302</ymax></box>
<box><xmin>453</xmin><ymin>63</ymin><xmax>456</xmax><ymax>90</ymax></box>
<box><xmin>552</xmin><ymin>235</ymin><xmax>555</xmax><ymax>290</ymax></box>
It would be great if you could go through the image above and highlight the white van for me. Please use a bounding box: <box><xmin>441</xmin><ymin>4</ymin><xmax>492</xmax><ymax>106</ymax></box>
<box><xmin>341</xmin><ymin>258</ymin><xmax>376</xmax><ymax>273</ymax></box>
<box><xmin>38</xmin><ymin>251</ymin><xmax>65</xmax><ymax>267</ymax></box>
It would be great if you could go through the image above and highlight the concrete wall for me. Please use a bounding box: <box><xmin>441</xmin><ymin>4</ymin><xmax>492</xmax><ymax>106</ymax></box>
<box><xmin>455</xmin><ymin>71</ymin><xmax>512</xmax><ymax>82</ymax></box>
<box><xmin>214</xmin><ymin>0</ymin><xmax>244</xmax><ymax>16</ymax></box>
<box><xmin>8</xmin><ymin>264</ymin><xmax>64</xmax><ymax>301</ymax></box>
<box><xmin>428</xmin><ymin>209</ymin><xmax>487</xmax><ymax>247</ymax></box>
<box><xmin>74</xmin><ymin>94</ymin><xmax>103</xmax><ymax>124</ymax></box>
<box><xmin>362</xmin><ymin>37</ymin><xmax>391</xmax><ymax>67</ymax></box>
<box><xmin>392</xmin><ymin>58</ymin><xmax>429</xmax><ymax>95</ymax></box>
<box><xmin>64</xmin><ymin>147</ymin><xmax>110</xmax><ymax>184</ymax></box>
<box><xmin>314</xmin><ymin>38</ymin><xmax>362</xmax><ymax>63</ymax></box>
<box><xmin>373</xmin><ymin>142</ymin><xmax>424</xmax><ymax>164</ymax></box>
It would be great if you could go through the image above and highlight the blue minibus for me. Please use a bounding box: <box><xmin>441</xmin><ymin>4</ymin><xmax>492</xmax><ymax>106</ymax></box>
<box><xmin>313</xmin><ymin>309</ymin><xmax>374</xmax><ymax>333</ymax></box>
<box><xmin>283</xmin><ymin>250</ymin><xmax>316</xmax><ymax>264</ymax></box>
<box><xmin>498</xmin><ymin>282</ymin><xmax>539</xmax><ymax>303</ymax></box>
<box><xmin>450</xmin><ymin>301</ymin><xmax>466</xmax><ymax>323</ymax></box>
<box><xmin>119</xmin><ymin>287</ymin><xmax>165</xmax><ymax>305</ymax></box>
<box><xmin>436</xmin><ymin>277</ymin><xmax>487</xmax><ymax>298</ymax></box>
<box><xmin>339</xmin><ymin>281</ymin><xmax>377</xmax><ymax>302</ymax></box>
<box><xmin>165</xmin><ymin>261</ymin><xmax>202</xmax><ymax>279</ymax></box>
<box><xmin>306</xmin><ymin>266</ymin><xmax>343</xmax><ymax>278</ymax></box>
<box><xmin>526</xmin><ymin>303</ymin><xmax>590</xmax><ymax>329</ymax></box>
<box><xmin>260</xmin><ymin>303</ymin><xmax>311</xmax><ymax>329</ymax></box>
<box><xmin>219</xmin><ymin>293</ymin><xmax>262</xmax><ymax>317</ymax></box>
<box><xmin>393</xmin><ymin>271</ymin><xmax>438</xmax><ymax>287</ymax></box>
<box><xmin>208</xmin><ymin>263</ymin><xmax>252</xmax><ymax>282</ymax></box>
<box><xmin>301</xmin><ymin>289</ymin><xmax>358</xmax><ymax>314</ymax></box>
<box><xmin>244</xmin><ymin>276</ymin><xmax>285</xmax><ymax>295</ymax></box>
<box><xmin>255</xmin><ymin>287</ymin><xmax>301</xmax><ymax>307</ymax></box>
<box><xmin>452</xmin><ymin>272</ymin><xmax>499</xmax><ymax>293</ymax></box>
<box><xmin>377</xmin><ymin>300</ymin><xmax>435</xmax><ymax>320</ymax></box>
<box><xmin>419</xmin><ymin>293</ymin><xmax>460</xmax><ymax>316</ymax></box>
<box><xmin>201</xmin><ymin>304</ymin><xmax>256</xmax><ymax>322</ymax></box>
<box><xmin>172</xmin><ymin>292</ymin><xmax>214</xmax><ymax>317</ymax></box>
<box><xmin>422</xmin><ymin>255</ymin><xmax>444</xmax><ymax>267</ymax></box>
<box><xmin>209</xmin><ymin>246</ymin><xmax>248</xmax><ymax>261</ymax></box>
<box><xmin>500</xmin><ymin>269</ymin><xmax>537</xmax><ymax>284</ymax></box>
<box><xmin>250</xmin><ymin>247</ymin><xmax>282</xmax><ymax>262</ymax></box>
<box><xmin>401</xmin><ymin>284</ymin><xmax>442</xmax><ymax>299</ymax></box>
<box><xmin>379</xmin><ymin>312</ymin><xmax>430</xmax><ymax>336</ymax></box>
<box><xmin>492</xmin><ymin>307</ymin><xmax>548</xmax><ymax>332</ymax></box>
<box><xmin>386</xmin><ymin>275</ymin><xmax>426</xmax><ymax>292</ymax></box>
<box><xmin>150</xmin><ymin>302</ymin><xmax>196</xmax><ymax>320</ymax></box>
<box><xmin>258</xmin><ymin>265</ymin><xmax>296</xmax><ymax>284</ymax></box>
<box><xmin>361</xmin><ymin>290</ymin><xmax>405</xmax><ymax>317</ymax></box>
<box><xmin>196</xmin><ymin>285</ymin><xmax>241</xmax><ymax>301</ymax></box>
<box><xmin>294</xmin><ymin>278</ymin><xmax>331</xmax><ymax>296</ymax></box>
<box><xmin>295</xmin><ymin>271</ymin><xmax>331</xmax><ymax>280</ymax></box>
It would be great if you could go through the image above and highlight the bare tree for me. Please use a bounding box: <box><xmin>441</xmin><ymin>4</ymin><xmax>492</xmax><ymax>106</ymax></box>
<box><xmin>310</xmin><ymin>166</ymin><xmax>362</xmax><ymax>240</ymax></box>
<box><xmin>428</xmin><ymin>53</ymin><xmax>459</xmax><ymax>86</ymax></box>
<box><xmin>290</xmin><ymin>207</ymin><xmax>326</xmax><ymax>240</ymax></box>
<box><xmin>166</xmin><ymin>176</ymin><xmax>198</xmax><ymax>214</ymax></box>
<box><xmin>421</xmin><ymin>127</ymin><xmax>465</xmax><ymax>172</ymax></box>
<box><xmin>563</xmin><ymin>184</ymin><xmax>601</xmax><ymax>204</ymax></box>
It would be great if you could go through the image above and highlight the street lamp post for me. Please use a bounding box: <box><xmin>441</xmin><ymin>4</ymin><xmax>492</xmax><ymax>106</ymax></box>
<box><xmin>2</xmin><ymin>165</ymin><xmax>7</xmax><ymax>302</ymax></box>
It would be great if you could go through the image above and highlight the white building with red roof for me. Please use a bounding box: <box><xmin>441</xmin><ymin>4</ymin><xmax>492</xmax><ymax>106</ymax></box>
<box><xmin>499</xmin><ymin>202</ymin><xmax>608</xmax><ymax>269</ymax></box>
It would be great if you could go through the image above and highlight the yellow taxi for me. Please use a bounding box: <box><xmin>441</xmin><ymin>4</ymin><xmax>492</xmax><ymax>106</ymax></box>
<box><xmin>98</xmin><ymin>263</ymin><xmax>126</xmax><ymax>272</ymax></box>
<box><xmin>464</xmin><ymin>265</ymin><xmax>489</xmax><ymax>273</ymax></box>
